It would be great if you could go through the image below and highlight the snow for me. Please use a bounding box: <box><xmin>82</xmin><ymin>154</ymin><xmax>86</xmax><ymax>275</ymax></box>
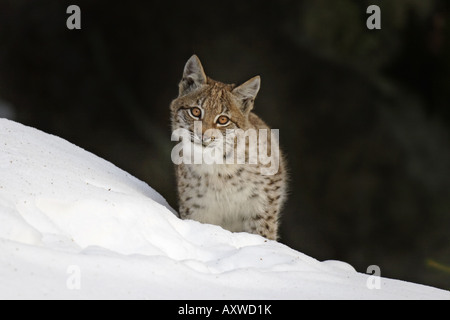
<box><xmin>0</xmin><ymin>118</ymin><xmax>448</xmax><ymax>300</ymax></box>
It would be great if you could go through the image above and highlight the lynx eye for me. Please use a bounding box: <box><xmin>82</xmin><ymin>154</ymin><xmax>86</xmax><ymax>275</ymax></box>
<box><xmin>217</xmin><ymin>115</ymin><xmax>230</xmax><ymax>126</ymax></box>
<box><xmin>189</xmin><ymin>107</ymin><xmax>202</xmax><ymax>119</ymax></box>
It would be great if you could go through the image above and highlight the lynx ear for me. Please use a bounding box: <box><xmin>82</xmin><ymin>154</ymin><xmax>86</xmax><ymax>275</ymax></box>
<box><xmin>179</xmin><ymin>55</ymin><xmax>207</xmax><ymax>96</ymax></box>
<box><xmin>232</xmin><ymin>76</ymin><xmax>260</xmax><ymax>114</ymax></box>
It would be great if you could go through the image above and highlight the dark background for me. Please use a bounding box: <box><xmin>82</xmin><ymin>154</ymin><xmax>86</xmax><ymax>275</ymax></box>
<box><xmin>0</xmin><ymin>0</ymin><xmax>449</xmax><ymax>291</ymax></box>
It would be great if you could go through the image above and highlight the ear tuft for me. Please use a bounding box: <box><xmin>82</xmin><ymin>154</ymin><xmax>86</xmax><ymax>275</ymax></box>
<box><xmin>232</xmin><ymin>76</ymin><xmax>261</xmax><ymax>113</ymax></box>
<box><xmin>179</xmin><ymin>55</ymin><xmax>207</xmax><ymax>96</ymax></box>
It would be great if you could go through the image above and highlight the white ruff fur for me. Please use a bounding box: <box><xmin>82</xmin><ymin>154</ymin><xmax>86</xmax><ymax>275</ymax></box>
<box><xmin>183</xmin><ymin>163</ymin><xmax>265</xmax><ymax>233</ymax></box>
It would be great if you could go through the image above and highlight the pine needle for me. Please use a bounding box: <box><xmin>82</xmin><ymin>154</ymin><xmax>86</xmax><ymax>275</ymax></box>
<box><xmin>426</xmin><ymin>259</ymin><xmax>450</xmax><ymax>274</ymax></box>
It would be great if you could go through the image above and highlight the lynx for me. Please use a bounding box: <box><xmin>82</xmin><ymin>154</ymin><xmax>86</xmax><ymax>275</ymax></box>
<box><xmin>170</xmin><ymin>55</ymin><xmax>287</xmax><ymax>240</ymax></box>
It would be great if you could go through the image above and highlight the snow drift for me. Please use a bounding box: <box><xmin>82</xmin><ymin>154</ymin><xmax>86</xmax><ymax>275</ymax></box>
<box><xmin>0</xmin><ymin>118</ymin><xmax>448</xmax><ymax>299</ymax></box>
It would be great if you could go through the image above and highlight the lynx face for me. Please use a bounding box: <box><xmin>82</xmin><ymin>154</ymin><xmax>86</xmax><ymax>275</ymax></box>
<box><xmin>170</xmin><ymin>55</ymin><xmax>261</xmax><ymax>147</ymax></box>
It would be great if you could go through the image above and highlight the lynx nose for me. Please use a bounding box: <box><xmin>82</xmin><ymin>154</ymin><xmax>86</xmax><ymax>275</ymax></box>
<box><xmin>202</xmin><ymin>133</ymin><xmax>216</xmax><ymax>145</ymax></box>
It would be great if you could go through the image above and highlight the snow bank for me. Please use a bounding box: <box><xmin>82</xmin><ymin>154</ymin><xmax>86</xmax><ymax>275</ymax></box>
<box><xmin>0</xmin><ymin>118</ymin><xmax>448</xmax><ymax>300</ymax></box>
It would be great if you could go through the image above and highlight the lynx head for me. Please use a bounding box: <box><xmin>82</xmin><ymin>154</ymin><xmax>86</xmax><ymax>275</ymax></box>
<box><xmin>170</xmin><ymin>55</ymin><xmax>260</xmax><ymax>145</ymax></box>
